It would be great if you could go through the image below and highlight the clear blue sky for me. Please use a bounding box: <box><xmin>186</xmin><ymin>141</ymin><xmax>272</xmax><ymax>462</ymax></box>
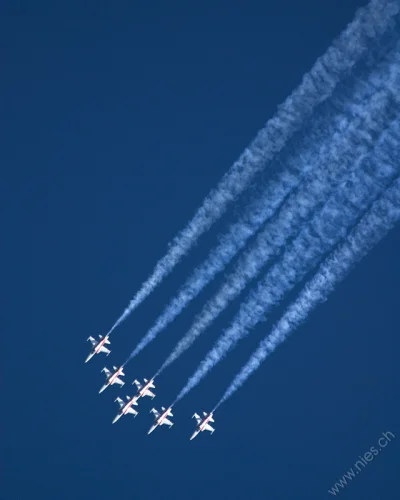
<box><xmin>2</xmin><ymin>1</ymin><xmax>399</xmax><ymax>499</ymax></box>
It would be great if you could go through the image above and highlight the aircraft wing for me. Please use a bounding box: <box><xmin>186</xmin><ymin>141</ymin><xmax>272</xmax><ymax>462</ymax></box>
<box><xmin>103</xmin><ymin>367</ymin><xmax>112</xmax><ymax>377</ymax></box>
<box><xmin>100</xmin><ymin>346</ymin><xmax>111</xmax><ymax>355</ymax></box>
<box><xmin>193</xmin><ymin>413</ymin><xmax>202</xmax><ymax>425</ymax></box>
<box><xmin>88</xmin><ymin>336</ymin><xmax>97</xmax><ymax>346</ymax></box>
<box><xmin>145</xmin><ymin>389</ymin><xmax>155</xmax><ymax>398</ymax></box>
<box><xmin>133</xmin><ymin>380</ymin><xmax>142</xmax><ymax>390</ymax></box>
<box><xmin>114</xmin><ymin>377</ymin><xmax>125</xmax><ymax>386</ymax></box>
<box><xmin>127</xmin><ymin>407</ymin><xmax>138</xmax><ymax>416</ymax></box>
<box><xmin>161</xmin><ymin>417</ymin><xmax>173</xmax><ymax>427</ymax></box>
<box><xmin>152</xmin><ymin>409</ymin><xmax>160</xmax><ymax>419</ymax></box>
<box><xmin>204</xmin><ymin>423</ymin><xmax>214</xmax><ymax>433</ymax></box>
<box><xmin>115</xmin><ymin>397</ymin><xmax>124</xmax><ymax>408</ymax></box>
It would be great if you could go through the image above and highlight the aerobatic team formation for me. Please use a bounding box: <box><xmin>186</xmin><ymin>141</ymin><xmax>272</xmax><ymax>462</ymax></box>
<box><xmin>86</xmin><ymin>340</ymin><xmax>214</xmax><ymax>439</ymax></box>
<box><xmin>86</xmin><ymin>0</ymin><xmax>400</xmax><ymax>439</ymax></box>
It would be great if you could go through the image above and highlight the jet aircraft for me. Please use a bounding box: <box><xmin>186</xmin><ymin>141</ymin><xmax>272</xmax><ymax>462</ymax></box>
<box><xmin>112</xmin><ymin>395</ymin><xmax>139</xmax><ymax>423</ymax></box>
<box><xmin>190</xmin><ymin>411</ymin><xmax>215</xmax><ymax>440</ymax></box>
<box><xmin>133</xmin><ymin>378</ymin><xmax>156</xmax><ymax>399</ymax></box>
<box><xmin>85</xmin><ymin>335</ymin><xmax>111</xmax><ymax>363</ymax></box>
<box><xmin>99</xmin><ymin>366</ymin><xmax>125</xmax><ymax>393</ymax></box>
<box><xmin>148</xmin><ymin>407</ymin><xmax>173</xmax><ymax>434</ymax></box>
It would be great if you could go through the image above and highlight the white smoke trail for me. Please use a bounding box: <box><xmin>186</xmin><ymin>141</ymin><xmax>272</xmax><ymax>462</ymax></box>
<box><xmin>151</xmin><ymin>53</ymin><xmax>400</xmax><ymax>371</ymax></box>
<box><xmin>125</xmin><ymin>42</ymin><xmax>400</xmax><ymax>364</ymax></box>
<box><xmin>217</xmin><ymin>176</ymin><xmax>400</xmax><ymax>408</ymax></box>
<box><xmin>173</xmin><ymin>116</ymin><xmax>400</xmax><ymax>403</ymax></box>
<box><xmin>107</xmin><ymin>0</ymin><xmax>399</xmax><ymax>335</ymax></box>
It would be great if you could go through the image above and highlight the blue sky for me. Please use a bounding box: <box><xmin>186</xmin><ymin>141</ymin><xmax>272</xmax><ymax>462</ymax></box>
<box><xmin>2</xmin><ymin>1</ymin><xmax>399</xmax><ymax>499</ymax></box>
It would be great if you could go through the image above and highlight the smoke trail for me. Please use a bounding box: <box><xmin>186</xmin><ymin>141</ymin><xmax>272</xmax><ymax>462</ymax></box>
<box><xmin>107</xmin><ymin>0</ymin><xmax>399</xmax><ymax>335</ymax></box>
<box><xmin>217</xmin><ymin>176</ymin><xmax>400</xmax><ymax>408</ymax></box>
<box><xmin>125</xmin><ymin>41</ymin><xmax>400</xmax><ymax>364</ymax></box>
<box><xmin>173</xmin><ymin>116</ymin><xmax>400</xmax><ymax>404</ymax></box>
<box><xmin>151</xmin><ymin>53</ymin><xmax>400</xmax><ymax>372</ymax></box>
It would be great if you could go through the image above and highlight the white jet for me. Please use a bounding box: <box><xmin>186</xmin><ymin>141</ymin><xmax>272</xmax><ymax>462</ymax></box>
<box><xmin>85</xmin><ymin>335</ymin><xmax>111</xmax><ymax>363</ymax></box>
<box><xmin>112</xmin><ymin>395</ymin><xmax>139</xmax><ymax>424</ymax></box>
<box><xmin>99</xmin><ymin>366</ymin><xmax>125</xmax><ymax>393</ymax></box>
<box><xmin>132</xmin><ymin>378</ymin><xmax>156</xmax><ymax>400</ymax></box>
<box><xmin>190</xmin><ymin>412</ymin><xmax>215</xmax><ymax>440</ymax></box>
<box><xmin>148</xmin><ymin>407</ymin><xmax>174</xmax><ymax>434</ymax></box>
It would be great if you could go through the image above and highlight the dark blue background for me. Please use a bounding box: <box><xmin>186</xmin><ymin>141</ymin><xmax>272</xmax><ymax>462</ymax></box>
<box><xmin>2</xmin><ymin>1</ymin><xmax>399</xmax><ymax>499</ymax></box>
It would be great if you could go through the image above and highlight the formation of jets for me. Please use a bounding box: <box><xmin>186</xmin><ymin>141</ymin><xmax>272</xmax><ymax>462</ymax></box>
<box><xmin>86</xmin><ymin>335</ymin><xmax>216</xmax><ymax>439</ymax></box>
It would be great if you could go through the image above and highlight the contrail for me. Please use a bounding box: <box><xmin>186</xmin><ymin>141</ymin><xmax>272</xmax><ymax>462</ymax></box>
<box><xmin>172</xmin><ymin>116</ymin><xmax>400</xmax><ymax>404</ymax></box>
<box><xmin>106</xmin><ymin>0</ymin><xmax>399</xmax><ymax>335</ymax></box>
<box><xmin>125</xmin><ymin>41</ymin><xmax>400</xmax><ymax>364</ymax></box>
<box><xmin>151</xmin><ymin>52</ymin><xmax>400</xmax><ymax>373</ymax></box>
<box><xmin>216</xmin><ymin>176</ymin><xmax>400</xmax><ymax>409</ymax></box>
